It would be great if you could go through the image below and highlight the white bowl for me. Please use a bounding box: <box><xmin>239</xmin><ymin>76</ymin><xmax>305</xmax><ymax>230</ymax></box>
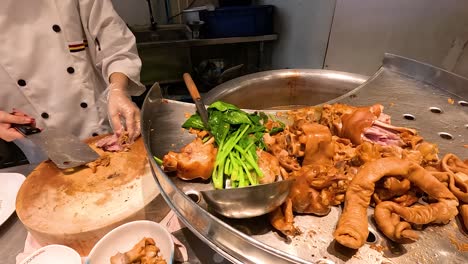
<box><xmin>19</xmin><ymin>244</ymin><xmax>81</xmax><ymax>264</ymax></box>
<box><xmin>87</xmin><ymin>220</ymin><xmax>174</xmax><ymax>264</ymax></box>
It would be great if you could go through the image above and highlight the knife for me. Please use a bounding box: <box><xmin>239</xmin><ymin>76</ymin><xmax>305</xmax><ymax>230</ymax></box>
<box><xmin>13</xmin><ymin>124</ymin><xmax>100</xmax><ymax>169</ymax></box>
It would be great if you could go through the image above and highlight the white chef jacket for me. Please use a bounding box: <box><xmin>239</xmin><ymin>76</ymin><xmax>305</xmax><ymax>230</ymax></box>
<box><xmin>0</xmin><ymin>0</ymin><xmax>145</xmax><ymax>162</ymax></box>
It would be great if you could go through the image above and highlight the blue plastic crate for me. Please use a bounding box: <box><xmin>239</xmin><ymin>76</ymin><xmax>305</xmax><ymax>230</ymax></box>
<box><xmin>199</xmin><ymin>5</ymin><xmax>274</xmax><ymax>38</ymax></box>
<box><xmin>219</xmin><ymin>0</ymin><xmax>252</xmax><ymax>6</ymax></box>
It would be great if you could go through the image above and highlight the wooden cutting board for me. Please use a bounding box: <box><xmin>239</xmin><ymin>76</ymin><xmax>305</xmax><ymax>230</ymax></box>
<box><xmin>15</xmin><ymin>136</ymin><xmax>159</xmax><ymax>256</ymax></box>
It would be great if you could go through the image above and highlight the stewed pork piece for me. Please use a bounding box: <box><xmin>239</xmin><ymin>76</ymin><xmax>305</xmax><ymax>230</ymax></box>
<box><xmin>321</xmin><ymin>103</ymin><xmax>416</xmax><ymax>146</ymax></box>
<box><xmin>269</xmin><ymin>198</ymin><xmax>301</xmax><ymax>236</ymax></box>
<box><xmin>461</xmin><ymin>205</ymin><xmax>468</xmax><ymax>231</ymax></box>
<box><xmin>256</xmin><ymin>149</ymin><xmax>283</xmax><ymax>184</ymax></box>
<box><xmin>96</xmin><ymin>131</ymin><xmax>131</xmax><ymax>152</ymax></box>
<box><xmin>286</xmin><ymin>122</ymin><xmax>344</xmax><ymax>215</ymax></box>
<box><xmin>162</xmin><ymin>138</ymin><xmax>217</xmax><ymax>180</ymax></box>
<box><xmin>110</xmin><ymin>237</ymin><xmax>167</xmax><ymax>264</ymax></box>
<box><xmin>265</xmin><ymin>103</ymin><xmax>466</xmax><ymax>247</ymax></box>
<box><xmin>263</xmin><ymin>132</ymin><xmax>301</xmax><ymax>172</ymax></box>
<box><xmin>334</xmin><ymin>157</ymin><xmax>458</xmax><ymax>249</ymax></box>
<box><xmin>267</xmin><ymin>119</ymin><xmax>356</xmax><ymax>223</ymax></box>
<box><xmin>430</xmin><ymin>153</ymin><xmax>468</xmax><ymax>229</ymax></box>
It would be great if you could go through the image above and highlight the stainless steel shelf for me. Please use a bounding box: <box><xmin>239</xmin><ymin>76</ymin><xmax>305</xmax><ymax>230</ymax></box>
<box><xmin>137</xmin><ymin>34</ymin><xmax>278</xmax><ymax>48</ymax></box>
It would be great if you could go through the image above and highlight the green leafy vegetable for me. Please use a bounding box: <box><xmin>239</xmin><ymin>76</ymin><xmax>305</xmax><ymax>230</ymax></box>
<box><xmin>182</xmin><ymin>114</ymin><xmax>205</xmax><ymax>130</ymax></box>
<box><xmin>182</xmin><ymin>100</ymin><xmax>267</xmax><ymax>189</ymax></box>
<box><xmin>208</xmin><ymin>101</ymin><xmax>240</xmax><ymax>112</ymax></box>
<box><xmin>259</xmin><ymin>112</ymin><xmax>269</xmax><ymax>124</ymax></box>
<box><xmin>153</xmin><ymin>156</ymin><xmax>163</xmax><ymax>166</ymax></box>
<box><xmin>269</xmin><ymin>121</ymin><xmax>285</xmax><ymax>135</ymax></box>
<box><xmin>223</xmin><ymin>111</ymin><xmax>252</xmax><ymax>125</ymax></box>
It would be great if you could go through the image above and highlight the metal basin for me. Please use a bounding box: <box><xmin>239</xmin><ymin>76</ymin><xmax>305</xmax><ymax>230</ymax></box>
<box><xmin>204</xmin><ymin>69</ymin><xmax>368</xmax><ymax>109</ymax></box>
<box><xmin>141</xmin><ymin>70</ymin><xmax>371</xmax><ymax>264</ymax></box>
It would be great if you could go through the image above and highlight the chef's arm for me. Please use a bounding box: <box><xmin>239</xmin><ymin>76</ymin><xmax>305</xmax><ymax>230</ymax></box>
<box><xmin>79</xmin><ymin>0</ymin><xmax>144</xmax><ymax>140</ymax></box>
<box><xmin>0</xmin><ymin>110</ymin><xmax>33</xmax><ymax>142</ymax></box>
<box><xmin>79</xmin><ymin>0</ymin><xmax>145</xmax><ymax>96</ymax></box>
<box><xmin>107</xmin><ymin>72</ymin><xmax>141</xmax><ymax>141</ymax></box>
<box><xmin>109</xmin><ymin>72</ymin><xmax>129</xmax><ymax>90</ymax></box>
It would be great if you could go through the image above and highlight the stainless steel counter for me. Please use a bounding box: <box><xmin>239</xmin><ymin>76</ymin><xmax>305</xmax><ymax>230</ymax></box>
<box><xmin>0</xmin><ymin>164</ymin><xmax>231</xmax><ymax>264</ymax></box>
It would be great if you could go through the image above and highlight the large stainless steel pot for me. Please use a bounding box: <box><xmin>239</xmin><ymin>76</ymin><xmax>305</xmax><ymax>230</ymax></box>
<box><xmin>141</xmin><ymin>69</ymin><xmax>368</xmax><ymax>264</ymax></box>
<box><xmin>204</xmin><ymin>69</ymin><xmax>368</xmax><ymax>109</ymax></box>
<box><xmin>141</xmin><ymin>55</ymin><xmax>467</xmax><ymax>264</ymax></box>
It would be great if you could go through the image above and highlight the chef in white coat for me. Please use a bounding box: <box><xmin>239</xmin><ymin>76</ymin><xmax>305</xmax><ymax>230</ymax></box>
<box><xmin>0</xmin><ymin>0</ymin><xmax>145</xmax><ymax>162</ymax></box>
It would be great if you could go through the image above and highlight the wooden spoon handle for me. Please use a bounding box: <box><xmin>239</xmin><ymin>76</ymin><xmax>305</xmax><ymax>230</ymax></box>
<box><xmin>183</xmin><ymin>73</ymin><xmax>201</xmax><ymax>100</ymax></box>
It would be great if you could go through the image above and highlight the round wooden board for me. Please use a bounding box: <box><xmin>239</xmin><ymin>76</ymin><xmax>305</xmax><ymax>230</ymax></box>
<box><xmin>15</xmin><ymin>136</ymin><xmax>159</xmax><ymax>256</ymax></box>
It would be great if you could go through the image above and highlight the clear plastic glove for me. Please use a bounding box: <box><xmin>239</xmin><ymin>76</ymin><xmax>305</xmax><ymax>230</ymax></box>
<box><xmin>107</xmin><ymin>83</ymin><xmax>141</xmax><ymax>142</ymax></box>
<box><xmin>0</xmin><ymin>109</ymin><xmax>35</xmax><ymax>142</ymax></box>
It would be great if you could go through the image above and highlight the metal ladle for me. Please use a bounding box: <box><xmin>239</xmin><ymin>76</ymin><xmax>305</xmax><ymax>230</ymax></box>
<box><xmin>183</xmin><ymin>73</ymin><xmax>295</xmax><ymax>218</ymax></box>
<box><xmin>183</xmin><ymin>73</ymin><xmax>209</xmax><ymax>128</ymax></box>
<box><xmin>200</xmin><ymin>178</ymin><xmax>295</xmax><ymax>218</ymax></box>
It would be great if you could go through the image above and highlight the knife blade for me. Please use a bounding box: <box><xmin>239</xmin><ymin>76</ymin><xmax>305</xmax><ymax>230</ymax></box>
<box><xmin>13</xmin><ymin>124</ymin><xmax>100</xmax><ymax>169</ymax></box>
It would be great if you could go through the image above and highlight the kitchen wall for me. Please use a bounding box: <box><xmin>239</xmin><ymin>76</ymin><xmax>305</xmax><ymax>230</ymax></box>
<box><xmin>112</xmin><ymin>0</ymin><xmax>468</xmax><ymax>78</ymax></box>
<box><xmin>256</xmin><ymin>0</ymin><xmax>336</xmax><ymax>69</ymax></box>
<box><xmin>111</xmin><ymin>0</ymin><xmax>217</xmax><ymax>27</ymax></box>
<box><xmin>111</xmin><ymin>0</ymin><xmax>336</xmax><ymax>70</ymax></box>
<box><xmin>324</xmin><ymin>0</ymin><xmax>468</xmax><ymax>77</ymax></box>
<box><xmin>111</xmin><ymin>0</ymin><xmax>152</xmax><ymax>27</ymax></box>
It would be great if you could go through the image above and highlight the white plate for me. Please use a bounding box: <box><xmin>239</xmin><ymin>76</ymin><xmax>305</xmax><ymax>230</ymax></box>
<box><xmin>19</xmin><ymin>244</ymin><xmax>82</xmax><ymax>264</ymax></box>
<box><xmin>87</xmin><ymin>220</ymin><xmax>174</xmax><ymax>264</ymax></box>
<box><xmin>0</xmin><ymin>172</ymin><xmax>25</xmax><ymax>226</ymax></box>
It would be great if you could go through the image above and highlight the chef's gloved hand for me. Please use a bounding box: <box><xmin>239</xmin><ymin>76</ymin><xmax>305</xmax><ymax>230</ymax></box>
<box><xmin>107</xmin><ymin>81</ymin><xmax>141</xmax><ymax>143</ymax></box>
<box><xmin>0</xmin><ymin>109</ymin><xmax>35</xmax><ymax>142</ymax></box>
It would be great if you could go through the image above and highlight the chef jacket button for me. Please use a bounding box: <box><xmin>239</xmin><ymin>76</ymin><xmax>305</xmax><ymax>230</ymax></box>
<box><xmin>67</xmin><ymin>67</ymin><xmax>75</xmax><ymax>74</ymax></box>
<box><xmin>17</xmin><ymin>79</ymin><xmax>26</xmax><ymax>86</ymax></box>
<box><xmin>80</xmin><ymin>102</ymin><xmax>88</xmax><ymax>108</ymax></box>
<box><xmin>92</xmin><ymin>133</ymin><xmax>99</xmax><ymax>137</ymax></box>
<box><xmin>52</xmin><ymin>24</ymin><xmax>61</xmax><ymax>32</ymax></box>
<box><xmin>41</xmin><ymin>112</ymin><xmax>49</xmax><ymax>119</ymax></box>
